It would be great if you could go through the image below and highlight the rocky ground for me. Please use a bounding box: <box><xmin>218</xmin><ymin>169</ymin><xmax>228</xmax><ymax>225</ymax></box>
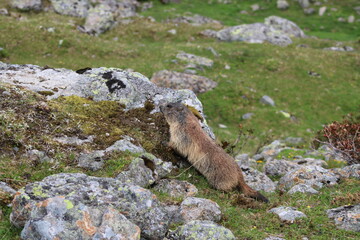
<box><xmin>0</xmin><ymin>0</ymin><xmax>359</xmax><ymax>239</ymax></box>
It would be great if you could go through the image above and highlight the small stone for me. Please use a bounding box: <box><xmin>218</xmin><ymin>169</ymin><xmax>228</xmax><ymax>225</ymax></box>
<box><xmin>241</xmin><ymin>166</ymin><xmax>276</xmax><ymax>192</ymax></box>
<box><xmin>260</xmin><ymin>95</ymin><xmax>275</xmax><ymax>106</ymax></box>
<box><xmin>288</xmin><ymin>184</ymin><xmax>319</xmax><ymax>194</ymax></box>
<box><xmin>180</xmin><ymin>197</ymin><xmax>222</xmax><ymax>222</ymax></box>
<box><xmin>11</xmin><ymin>0</ymin><xmax>42</xmax><ymax>11</ymax></box>
<box><xmin>242</xmin><ymin>113</ymin><xmax>254</xmax><ymax>120</ymax></box>
<box><xmin>218</xmin><ymin>124</ymin><xmax>227</xmax><ymax>129</ymax></box>
<box><xmin>277</xmin><ymin>0</ymin><xmax>289</xmax><ymax>10</ymax></box>
<box><xmin>77</xmin><ymin>150</ymin><xmax>105</xmax><ymax>171</ymax></box>
<box><xmin>348</xmin><ymin>15</ymin><xmax>355</xmax><ymax>23</ymax></box>
<box><xmin>269</xmin><ymin>206</ymin><xmax>307</xmax><ymax>222</ymax></box>
<box><xmin>319</xmin><ymin>6</ymin><xmax>327</xmax><ymax>16</ymax></box>
<box><xmin>240</xmin><ymin>10</ymin><xmax>248</xmax><ymax>14</ymax></box>
<box><xmin>264</xmin><ymin>237</ymin><xmax>286</xmax><ymax>240</ymax></box>
<box><xmin>206</xmin><ymin>47</ymin><xmax>219</xmax><ymax>57</ymax></box>
<box><xmin>176</xmin><ymin>52</ymin><xmax>214</xmax><ymax>68</ymax></box>
<box><xmin>224</xmin><ymin>64</ymin><xmax>231</xmax><ymax>70</ymax></box>
<box><xmin>168</xmin><ymin>29</ymin><xmax>177</xmax><ymax>35</ymax></box>
<box><xmin>105</xmin><ymin>136</ymin><xmax>145</xmax><ymax>154</ymax></box>
<box><xmin>154</xmin><ymin>179</ymin><xmax>198</xmax><ymax>198</ymax></box>
<box><xmin>0</xmin><ymin>8</ymin><xmax>9</xmax><ymax>15</ymax></box>
<box><xmin>338</xmin><ymin>17</ymin><xmax>346</xmax><ymax>22</ymax></box>
<box><xmin>200</xmin><ymin>29</ymin><xmax>218</xmax><ymax>38</ymax></box>
<box><xmin>2</xmin><ymin>91</ymin><xmax>11</xmax><ymax>96</ymax></box>
<box><xmin>28</xmin><ymin>149</ymin><xmax>55</xmax><ymax>164</ymax></box>
<box><xmin>298</xmin><ymin>0</ymin><xmax>310</xmax><ymax>9</ymax></box>
<box><xmin>251</xmin><ymin>4</ymin><xmax>260</xmax><ymax>11</ymax></box>
<box><xmin>54</xmin><ymin>135</ymin><xmax>94</xmax><ymax>146</ymax></box>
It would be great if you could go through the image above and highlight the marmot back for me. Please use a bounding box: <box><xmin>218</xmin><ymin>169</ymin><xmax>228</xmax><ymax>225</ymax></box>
<box><xmin>160</xmin><ymin>102</ymin><xmax>269</xmax><ymax>203</ymax></box>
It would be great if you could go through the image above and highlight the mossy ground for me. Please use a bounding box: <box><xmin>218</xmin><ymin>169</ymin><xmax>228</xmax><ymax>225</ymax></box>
<box><xmin>1</xmin><ymin>0</ymin><xmax>360</xmax><ymax>239</ymax></box>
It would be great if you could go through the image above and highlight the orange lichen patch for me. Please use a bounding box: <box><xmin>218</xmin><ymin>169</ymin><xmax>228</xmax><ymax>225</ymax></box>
<box><xmin>76</xmin><ymin>211</ymin><xmax>97</xmax><ymax>236</ymax></box>
<box><xmin>352</xmin><ymin>213</ymin><xmax>360</xmax><ymax>219</ymax></box>
<box><xmin>102</xmin><ymin>208</ymin><xmax>115</xmax><ymax>220</ymax></box>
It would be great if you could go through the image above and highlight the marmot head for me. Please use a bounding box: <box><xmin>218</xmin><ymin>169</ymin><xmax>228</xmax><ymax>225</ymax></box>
<box><xmin>160</xmin><ymin>102</ymin><xmax>188</xmax><ymax>124</ymax></box>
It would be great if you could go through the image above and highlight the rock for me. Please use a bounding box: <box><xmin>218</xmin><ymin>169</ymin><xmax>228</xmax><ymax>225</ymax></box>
<box><xmin>154</xmin><ymin>179</ymin><xmax>198</xmax><ymax>198</ymax></box>
<box><xmin>304</xmin><ymin>8</ymin><xmax>315</xmax><ymax>15</ymax></box>
<box><xmin>27</xmin><ymin>149</ymin><xmax>55</xmax><ymax>164</ymax></box>
<box><xmin>269</xmin><ymin>206</ymin><xmax>307</xmax><ymax>222</ymax></box>
<box><xmin>259</xmin><ymin>140</ymin><xmax>286</xmax><ymax>158</ymax></box>
<box><xmin>117</xmin><ymin>153</ymin><xmax>175</xmax><ymax>187</ymax></box>
<box><xmin>206</xmin><ymin>47</ymin><xmax>219</xmax><ymax>57</ymax></box>
<box><xmin>218</xmin><ymin>124</ymin><xmax>227</xmax><ymax>128</ymax></box>
<box><xmin>324</xmin><ymin>46</ymin><xmax>354</xmax><ymax>52</ymax></box>
<box><xmin>0</xmin><ymin>181</ymin><xmax>17</xmax><ymax>196</ymax></box>
<box><xmin>0</xmin><ymin>8</ymin><xmax>9</xmax><ymax>15</ymax></box>
<box><xmin>20</xmin><ymin>197</ymin><xmax>141</xmax><ymax>240</ymax></box>
<box><xmin>105</xmin><ymin>136</ymin><xmax>145</xmax><ymax>153</ymax></box>
<box><xmin>151</xmin><ymin>70</ymin><xmax>217</xmax><ymax>94</ymax></box>
<box><xmin>277</xmin><ymin>0</ymin><xmax>289</xmax><ymax>10</ymax></box>
<box><xmin>331</xmin><ymin>164</ymin><xmax>360</xmax><ymax>180</ymax></box>
<box><xmin>179</xmin><ymin>197</ymin><xmax>222</xmax><ymax>222</ymax></box>
<box><xmin>265</xmin><ymin>159</ymin><xmax>302</xmax><ymax>177</ymax></box>
<box><xmin>106</xmin><ymin>0</ymin><xmax>139</xmax><ymax>19</ymax></box>
<box><xmin>0</xmin><ymin>63</ymin><xmax>215</xmax><ymax>139</ymax></box>
<box><xmin>168</xmin><ymin>220</ymin><xmax>236</xmax><ymax>240</ymax></box>
<box><xmin>251</xmin><ymin>4</ymin><xmax>260</xmax><ymax>11</ymax></box>
<box><xmin>168</xmin><ymin>14</ymin><xmax>222</xmax><ymax>26</ymax></box>
<box><xmin>235</xmin><ymin>153</ymin><xmax>250</xmax><ymax>164</ymax></box>
<box><xmin>216</xmin><ymin>23</ymin><xmax>293</xmax><ymax>46</ymax></box>
<box><xmin>53</xmin><ymin>135</ymin><xmax>94</xmax><ymax>145</ymax></box>
<box><xmin>11</xmin><ymin>0</ymin><xmax>42</xmax><ymax>11</ymax></box>
<box><xmin>348</xmin><ymin>15</ymin><xmax>355</xmax><ymax>23</ymax></box>
<box><xmin>77</xmin><ymin>150</ymin><xmax>105</xmax><ymax>171</ymax></box>
<box><xmin>141</xmin><ymin>1</ymin><xmax>153</xmax><ymax>12</ymax></box>
<box><xmin>298</xmin><ymin>0</ymin><xmax>310</xmax><ymax>9</ymax></box>
<box><xmin>200</xmin><ymin>29</ymin><xmax>219</xmax><ymax>38</ymax></box>
<box><xmin>11</xmin><ymin>173</ymin><xmax>170</xmax><ymax>239</ymax></box>
<box><xmin>168</xmin><ymin>29</ymin><xmax>177</xmax><ymax>35</ymax></box>
<box><xmin>277</xmin><ymin>166</ymin><xmax>339</xmax><ymax>191</ymax></box>
<box><xmin>319</xmin><ymin>6</ymin><xmax>327</xmax><ymax>16</ymax></box>
<box><xmin>260</xmin><ymin>95</ymin><xmax>275</xmax><ymax>106</ymax></box>
<box><xmin>264</xmin><ymin>16</ymin><xmax>305</xmax><ymax>38</ymax></box>
<box><xmin>288</xmin><ymin>184</ymin><xmax>319</xmax><ymax>194</ymax></box>
<box><xmin>264</xmin><ymin>237</ymin><xmax>286</xmax><ymax>240</ymax></box>
<box><xmin>50</xmin><ymin>0</ymin><xmax>89</xmax><ymax>18</ymax></box>
<box><xmin>161</xmin><ymin>0</ymin><xmax>181</xmax><ymax>3</ymax></box>
<box><xmin>355</xmin><ymin>6</ymin><xmax>360</xmax><ymax>15</ymax></box>
<box><xmin>242</xmin><ymin>112</ymin><xmax>254</xmax><ymax>120</ymax></box>
<box><xmin>176</xmin><ymin>52</ymin><xmax>214</xmax><ymax>68</ymax></box>
<box><xmin>327</xmin><ymin>204</ymin><xmax>360</xmax><ymax>232</ymax></box>
<box><xmin>241</xmin><ymin>166</ymin><xmax>276</xmax><ymax>193</ymax></box>
<box><xmin>81</xmin><ymin>4</ymin><xmax>115</xmax><ymax>35</ymax></box>
<box><xmin>338</xmin><ymin>17</ymin><xmax>346</xmax><ymax>22</ymax></box>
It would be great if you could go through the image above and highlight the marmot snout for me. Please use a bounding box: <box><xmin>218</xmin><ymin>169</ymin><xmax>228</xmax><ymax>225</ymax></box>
<box><xmin>161</xmin><ymin>102</ymin><xmax>269</xmax><ymax>203</ymax></box>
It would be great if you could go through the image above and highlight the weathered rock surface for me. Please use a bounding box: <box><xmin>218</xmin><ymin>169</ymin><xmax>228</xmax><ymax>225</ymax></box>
<box><xmin>81</xmin><ymin>4</ymin><xmax>115</xmax><ymax>35</ymax></box>
<box><xmin>277</xmin><ymin>166</ymin><xmax>339</xmax><ymax>191</ymax></box>
<box><xmin>50</xmin><ymin>0</ymin><xmax>89</xmax><ymax>18</ymax></box>
<box><xmin>324</xmin><ymin>46</ymin><xmax>355</xmax><ymax>52</ymax></box>
<box><xmin>77</xmin><ymin>150</ymin><xmax>105</xmax><ymax>171</ymax></box>
<box><xmin>11</xmin><ymin>0</ymin><xmax>42</xmax><ymax>11</ymax></box>
<box><xmin>277</xmin><ymin>0</ymin><xmax>289</xmax><ymax>10</ymax></box>
<box><xmin>176</xmin><ymin>52</ymin><xmax>214</xmax><ymax>68</ymax></box>
<box><xmin>288</xmin><ymin>184</ymin><xmax>319</xmax><ymax>194</ymax></box>
<box><xmin>260</xmin><ymin>95</ymin><xmax>275</xmax><ymax>106</ymax></box>
<box><xmin>105</xmin><ymin>136</ymin><xmax>145</xmax><ymax>153</ymax></box>
<box><xmin>265</xmin><ymin>158</ymin><xmax>327</xmax><ymax>177</ymax></box>
<box><xmin>117</xmin><ymin>153</ymin><xmax>175</xmax><ymax>187</ymax></box>
<box><xmin>269</xmin><ymin>206</ymin><xmax>307</xmax><ymax>222</ymax></box>
<box><xmin>21</xmin><ymin>197</ymin><xmax>141</xmax><ymax>240</ymax></box>
<box><xmin>10</xmin><ymin>173</ymin><xmax>170</xmax><ymax>239</ymax></box>
<box><xmin>241</xmin><ymin>166</ymin><xmax>276</xmax><ymax>193</ymax></box>
<box><xmin>216</xmin><ymin>23</ymin><xmax>293</xmax><ymax>46</ymax></box>
<box><xmin>153</xmin><ymin>179</ymin><xmax>198</xmax><ymax>198</ymax></box>
<box><xmin>0</xmin><ymin>62</ymin><xmax>215</xmax><ymax>139</ymax></box>
<box><xmin>179</xmin><ymin>197</ymin><xmax>222</xmax><ymax>222</ymax></box>
<box><xmin>27</xmin><ymin>149</ymin><xmax>55</xmax><ymax>164</ymax></box>
<box><xmin>327</xmin><ymin>204</ymin><xmax>360</xmax><ymax>232</ymax></box>
<box><xmin>168</xmin><ymin>220</ymin><xmax>236</xmax><ymax>240</ymax></box>
<box><xmin>331</xmin><ymin>164</ymin><xmax>360</xmax><ymax>180</ymax></box>
<box><xmin>215</xmin><ymin>16</ymin><xmax>305</xmax><ymax>46</ymax></box>
<box><xmin>151</xmin><ymin>70</ymin><xmax>217</xmax><ymax>94</ymax></box>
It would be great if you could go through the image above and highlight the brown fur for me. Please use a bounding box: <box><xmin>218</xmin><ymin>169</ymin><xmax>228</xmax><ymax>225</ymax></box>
<box><xmin>160</xmin><ymin>102</ymin><xmax>269</xmax><ymax>203</ymax></box>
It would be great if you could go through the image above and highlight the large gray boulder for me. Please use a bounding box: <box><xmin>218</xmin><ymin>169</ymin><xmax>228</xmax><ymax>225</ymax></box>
<box><xmin>21</xmin><ymin>197</ymin><xmax>141</xmax><ymax>240</ymax></box>
<box><xmin>327</xmin><ymin>204</ymin><xmax>360</xmax><ymax>232</ymax></box>
<box><xmin>277</xmin><ymin>165</ymin><xmax>339</xmax><ymax>191</ymax></box>
<box><xmin>151</xmin><ymin>70</ymin><xmax>217</xmax><ymax>94</ymax></box>
<box><xmin>264</xmin><ymin>16</ymin><xmax>305</xmax><ymax>38</ymax></box>
<box><xmin>81</xmin><ymin>4</ymin><xmax>116</xmax><ymax>35</ymax></box>
<box><xmin>50</xmin><ymin>0</ymin><xmax>89</xmax><ymax>17</ymax></box>
<box><xmin>0</xmin><ymin>62</ymin><xmax>215</xmax><ymax>138</ymax></box>
<box><xmin>216</xmin><ymin>23</ymin><xmax>293</xmax><ymax>46</ymax></box>
<box><xmin>168</xmin><ymin>220</ymin><xmax>236</xmax><ymax>240</ymax></box>
<box><xmin>10</xmin><ymin>173</ymin><xmax>170</xmax><ymax>239</ymax></box>
<box><xmin>11</xmin><ymin>0</ymin><xmax>42</xmax><ymax>11</ymax></box>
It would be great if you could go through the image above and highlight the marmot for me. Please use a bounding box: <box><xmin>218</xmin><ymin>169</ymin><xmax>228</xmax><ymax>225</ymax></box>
<box><xmin>160</xmin><ymin>102</ymin><xmax>269</xmax><ymax>203</ymax></box>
